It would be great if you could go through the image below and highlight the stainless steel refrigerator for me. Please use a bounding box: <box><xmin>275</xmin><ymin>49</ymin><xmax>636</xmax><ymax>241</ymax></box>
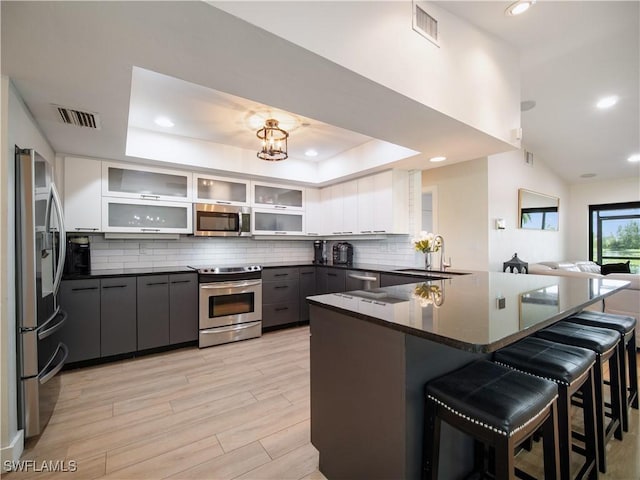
<box><xmin>15</xmin><ymin>147</ymin><xmax>68</xmax><ymax>438</ymax></box>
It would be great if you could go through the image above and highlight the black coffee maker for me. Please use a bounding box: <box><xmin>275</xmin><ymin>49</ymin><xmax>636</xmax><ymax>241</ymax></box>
<box><xmin>64</xmin><ymin>236</ymin><xmax>91</xmax><ymax>275</ymax></box>
<box><xmin>313</xmin><ymin>240</ymin><xmax>328</xmax><ymax>264</ymax></box>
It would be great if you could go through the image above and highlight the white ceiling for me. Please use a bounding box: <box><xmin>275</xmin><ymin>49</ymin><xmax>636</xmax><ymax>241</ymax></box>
<box><xmin>2</xmin><ymin>1</ymin><xmax>639</xmax><ymax>185</ymax></box>
<box><xmin>128</xmin><ymin>67</ymin><xmax>375</xmax><ymax>163</ymax></box>
<box><xmin>436</xmin><ymin>1</ymin><xmax>640</xmax><ymax>183</ymax></box>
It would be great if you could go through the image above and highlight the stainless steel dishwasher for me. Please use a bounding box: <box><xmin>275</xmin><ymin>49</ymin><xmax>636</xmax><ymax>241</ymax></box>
<box><xmin>345</xmin><ymin>270</ymin><xmax>380</xmax><ymax>291</ymax></box>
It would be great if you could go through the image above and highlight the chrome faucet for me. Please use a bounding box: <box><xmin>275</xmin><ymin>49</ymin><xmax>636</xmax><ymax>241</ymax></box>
<box><xmin>434</xmin><ymin>235</ymin><xmax>451</xmax><ymax>271</ymax></box>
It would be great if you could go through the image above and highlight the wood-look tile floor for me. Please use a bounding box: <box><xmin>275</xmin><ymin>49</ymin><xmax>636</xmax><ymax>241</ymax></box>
<box><xmin>5</xmin><ymin>327</ymin><xmax>639</xmax><ymax>479</ymax></box>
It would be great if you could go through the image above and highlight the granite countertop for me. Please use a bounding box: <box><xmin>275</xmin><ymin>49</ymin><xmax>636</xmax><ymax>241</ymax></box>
<box><xmin>307</xmin><ymin>271</ymin><xmax>630</xmax><ymax>353</ymax></box>
<box><xmin>62</xmin><ymin>266</ymin><xmax>197</xmax><ymax>279</ymax></box>
<box><xmin>63</xmin><ymin>261</ymin><xmax>472</xmax><ymax>280</ymax></box>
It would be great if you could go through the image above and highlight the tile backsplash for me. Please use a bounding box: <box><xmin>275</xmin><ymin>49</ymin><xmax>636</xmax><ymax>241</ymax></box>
<box><xmin>88</xmin><ymin>235</ymin><xmax>423</xmax><ymax>270</ymax></box>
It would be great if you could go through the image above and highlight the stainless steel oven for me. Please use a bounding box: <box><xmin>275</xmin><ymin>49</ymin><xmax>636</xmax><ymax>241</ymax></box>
<box><xmin>196</xmin><ymin>265</ymin><xmax>262</xmax><ymax>347</ymax></box>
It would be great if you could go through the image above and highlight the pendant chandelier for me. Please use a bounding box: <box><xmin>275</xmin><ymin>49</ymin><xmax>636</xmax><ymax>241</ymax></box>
<box><xmin>257</xmin><ymin>118</ymin><xmax>288</xmax><ymax>161</ymax></box>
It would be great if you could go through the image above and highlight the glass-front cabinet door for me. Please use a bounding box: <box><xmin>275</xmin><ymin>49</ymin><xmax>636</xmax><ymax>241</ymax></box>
<box><xmin>193</xmin><ymin>174</ymin><xmax>249</xmax><ymax>206</ymax></box>
<box><xmin>252</xmin><ymin>182</ymin><xmax>304</xmax><ymax>210</ymax></box>
<box><xmin>101</xmin><ymin>198</ymin><xmax>192</xmax><ymax>233</ymax></box>
<box><xmin>252</xmin><ymin>209</ymin><xmax>304</xmax><ymax>235</ymax></box>
<box><xmin>102</xmin><ymin>162</ymin><xmax>191</xmax><ymax>202</ymax></box>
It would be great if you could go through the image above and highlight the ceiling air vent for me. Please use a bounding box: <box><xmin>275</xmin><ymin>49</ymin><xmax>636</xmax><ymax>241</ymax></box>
<box><xmin>412</xmin><ymin>1</ymin><xmax>439</xmax><ymax>47</ymax></box>
<box><xmin>54</xmin><ymin>105</ymin><xmax>102</xmax><ymax>129</ymax></box>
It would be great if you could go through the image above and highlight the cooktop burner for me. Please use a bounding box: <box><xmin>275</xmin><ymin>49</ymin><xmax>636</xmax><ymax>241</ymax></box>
<box><xmin>189</xmin><ymin>265</ymin><xmax>262</xmax><ymax>274</ymax></box>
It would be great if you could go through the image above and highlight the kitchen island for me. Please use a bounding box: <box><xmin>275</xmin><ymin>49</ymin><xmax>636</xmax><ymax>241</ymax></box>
<box><xmin>307</xmin><ymin>271</ymin><xmax>629</xmax><ymax>480</ymax></box>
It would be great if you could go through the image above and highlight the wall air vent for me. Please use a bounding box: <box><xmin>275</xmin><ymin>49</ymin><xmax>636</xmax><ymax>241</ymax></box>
<box><xmin>412</xmin><ymin>1</ymin><xmax>439</xmax><ymax>47</ymax></box>
<box><xmin>54</xmin><ymin>105</ymin><xmax>102</xmax><ymax>129</ymax></box>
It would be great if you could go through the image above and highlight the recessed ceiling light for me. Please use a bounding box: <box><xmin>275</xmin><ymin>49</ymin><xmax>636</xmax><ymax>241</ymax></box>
<box><xmin>305</xmin><ymin>149</ymin><xmax>318</xmax><ymax>158</ymax></box>
<box><xmin>628</xmin><ymin>153</ymin><xmax>640</xmax><ymax>163</ymax></box>
<box><xmin>429</xmin><ymin>156</ymin><xmax>447</xmax><ymax>163</ymax></box>
<box><xmin>596</xmin><ymin>95</ymin><xmax>619</xmax><ymax>109</ymax></box>
<box><xmin>580</xmin><ymin>173</ymin><xmax>597</xmax><ymax>178</ymax></box>
<box><xmin>154</xmin><ymin>116</ymin><xmax>174</xmax><ymax>128</ymax></box>
<box><xmin>505</xmin><ymin>0</ymin><xmax>535</xmax><ymax>16</ymax></box>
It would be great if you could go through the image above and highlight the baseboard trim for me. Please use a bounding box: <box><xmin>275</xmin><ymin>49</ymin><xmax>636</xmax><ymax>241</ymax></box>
<box><xmin>1</xmin><ymin>430</ymin><xmax>24</xmax><ymax>470</ymax></box>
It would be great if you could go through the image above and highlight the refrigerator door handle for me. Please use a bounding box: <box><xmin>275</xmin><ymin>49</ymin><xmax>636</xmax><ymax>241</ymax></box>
<box><xmin>49</xmin><ymin>183</ymin><xmax>66</xmax><ymax>297</ymax></box>
<box><xmin>38</xmin><ymin>308</ymin><xmax>67</xmax><ymax>340</ymax></box>
<box><xmin>39</xmin><ymin>343</ymin><xmax>68</xmax><ymax>385</ymax></box>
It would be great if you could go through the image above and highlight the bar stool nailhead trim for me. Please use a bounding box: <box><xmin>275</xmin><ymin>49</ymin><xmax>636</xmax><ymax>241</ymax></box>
<box><xmin>426</xmin><ymin>394</ymin><xmax>558</xmax><ymax>438</ymax></box>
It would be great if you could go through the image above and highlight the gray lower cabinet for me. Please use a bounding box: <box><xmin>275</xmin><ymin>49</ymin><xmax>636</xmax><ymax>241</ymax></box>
<box><xmin>316</xmin><ymin>267</ymin><xmax>346</xmax><ymax>294</ymax></box>
<box><xmin>58</xmin><ymin>279</ymin><xmax>101</xmax><ymax>363</ymax></box>
<box><xmin>299</xmin><ymin>267</ymin><xmax>317</xmax><ymax>322</ymax></box>
<box><xmin>262</xmin><ymin>267</ymin><xmax>300</xmax><ymax>329</ymax></box>
<box><xmin>169</xmin><ymin>273</ymin><xmax>198</xmax><ymax>344</ymax></box>
<box><xmin>137</xmin><ymin>275</ymin><xmax>170</xmax><ymax>350</ymax></box>
<box><xmin>100</xmin><ymin>277</ymin><xmax>137</xmax><ymax>356</ymax></box>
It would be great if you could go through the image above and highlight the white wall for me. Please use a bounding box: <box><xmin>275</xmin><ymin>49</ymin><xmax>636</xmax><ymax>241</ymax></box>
<box><xmin>422</xmin><ymin>158</ymin><xmax>490</xmax><ymax>270</ymax></box>
<box><xmin>487</xmin><ymin>150</ymin><xmax>569</xmax><ymax>271</ymax></box>
<box><xmin>1</xmin><ymin>79</ymin><xmax>55</xmax><ymax>464</ymax></box>
<box><xmin>214</xmin><ymin>1</ymin><xmax>521</xmax><ymax>146</ymax></box>
<box><xmin>567</xmin><ymin>178</ymin><xmax>640</xmax><ymax>260</ymax></box>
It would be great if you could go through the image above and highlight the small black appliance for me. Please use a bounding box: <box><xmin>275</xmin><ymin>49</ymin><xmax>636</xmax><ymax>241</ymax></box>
<box><xmin>64</xmin><ymin>236</ymin><xmax>91</xmax><ymax>275</ymax></box>
<box><xmin>332</xmin><ymin>242</ymin><xmax>354</xmax><ymax>265</ymax></box>
<box><xmin>313</xmin><ymin>240</ymin><xmax>328</xmax><ymax>264</ymax></box>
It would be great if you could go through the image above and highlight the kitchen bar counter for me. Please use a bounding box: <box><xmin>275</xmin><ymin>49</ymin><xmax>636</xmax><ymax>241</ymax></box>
<box><xmin>307</xmin><ymin>273</ymin><xmax>629</xmax><ymax>480</ymax></box>
<box><xmin>308</xmin><ymin>271</ymin><xmax>629</xmax><ymax>353</ymax></box>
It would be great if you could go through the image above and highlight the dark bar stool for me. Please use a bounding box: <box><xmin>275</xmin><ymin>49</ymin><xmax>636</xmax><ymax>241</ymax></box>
<box><xmin>423</xmin><ymin>360</ymin><xmax>560</xmax><ymax>480</ymax></box>
<box><xmin>565</xmin><ymin>310</ymin><xmax>638</xmax><ymax>431</ymax></box>
<box><xmin>536</xmin><ymin>321</ymin><xmax>623</xmax><ymax>474</ymax></box>
<box><xmin>494</xmin><ymin>337</ymin><xmax>598</xmax><ymax>480</ymax></box>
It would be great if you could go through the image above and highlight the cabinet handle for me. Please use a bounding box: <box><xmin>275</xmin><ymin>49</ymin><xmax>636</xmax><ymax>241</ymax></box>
<box><xmin>328</xmin><ymin>273</ymin><xmax>338</xmax><ymax>277</ymax></box>
<box><xmin>140</xmin><ymin>194</ymin><xmax>160</xmax><ymax>200</ymax></box>
<box><xmin>170</xmin><ymin>280</ymin><xmax>192</xmax><ymax>284</ymax></box>
<box><xmin>274</xmin><ymin>205</ymin><xmax>287</xmax><ymax>209</ymax></box>
<box><xmin>215</xmin><ymin>201</ymin><xmax>232</xmax><ymax>205</ymax></box>
<box><xmin>102</xmin><ymin>285</ymin><xmax>127</xmax><ymax>289</ymax></box>
<box><xmin>301</xmin><ymin>272</ymin><xmax>314</xmax><ymax>275</ymax></box>
<box><xmin>146</xmin><ymin>281</ymin><xmax>168</xmax><ymax>286</ymax></box>
<box><xmin>274</xmin><ymin>285</ymin><xmax>289</xmax><ymax>289</ymax></box>
<box><xmin>342</xmin><ymin>231</ymin><xmax>353</xmax><ymax>234</ymax></box>
<box><xmin>71</xmin><ymin>287</ymin><xmax>98</xmax><ymax>291</ymax></box>
<box><xmin>141</xmin><ymin>228</ymin><xmax>161</xmax><ymax>232</ymax></box>
<box><xmin>332</xmin><ymin>232</ymin><xmax>342</xmax><ymax>235</ymax></box>
<box><xmin>373</xmin><ymin>230</ymin><xmax>386</xmax><ymax>233</ymax></box>
<box><xmin>274</xmin><ymin>232</ymin><xmax>287</xmax><ymax>235</ymax></box>
<box><xmin>274</xmin><ymin>273</ymin><xmax>289</xmax><ymax>277</ymax></box>
<box><xmin>275</xmin><ymin>307</ymin><xmax>289</xmax><ymax>312</ymax></box>
<box><xmin>74</xmin><ymin>227</ymin><xmax>100</xmax><ymax>231</ymax></box>
<box><xmin>360</xmin><ymin>230</ymin><xmax>372</xmax><ymax>234</ymax></box>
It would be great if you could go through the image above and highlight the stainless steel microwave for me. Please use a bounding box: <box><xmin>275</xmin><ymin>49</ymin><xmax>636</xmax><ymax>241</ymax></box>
<box><xmin>193</xmin><ymin>204</ymin><xmax>251</xmax><ymax>237</ymax></box>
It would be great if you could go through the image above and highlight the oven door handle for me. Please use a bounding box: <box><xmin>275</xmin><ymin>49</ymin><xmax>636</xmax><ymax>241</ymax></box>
<box><xmin>237</xmin><ymin>212</ymin><xmax>243</xmax><ymax>236</ymax></box>
<box><xmin>200</xmin><ymin>279</ymin><xmax>262</xmax><ymax>289</ymax></box>
<box><xmin>201</xmin><ymin>322</ymin><xmax>260</xmax><ymax>334</ymax></box>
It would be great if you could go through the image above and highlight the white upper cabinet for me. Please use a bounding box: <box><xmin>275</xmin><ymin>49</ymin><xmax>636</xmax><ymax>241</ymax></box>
<box><xmin>193</xmin><ymin>173</ymin><xmax>249</xmax><ymax>206</ymax></box>
<box><xmin>357</xmin><ymin>170</ymin><xmax>408</xmax><ymax>234</ymax></box>
<box><xmin>64</xmin><ymin>156</ymin><xmax>102</xmax><ymax>232</ymax></box>
<box><xmin>252</xmin><ymin>209</ymin><xmax>304</xmax><ymax>236</ymax></box>
<box><xmin>102</xmin><ymin>198</ymin><xmax>192</xmax><ymax>234</ymax></box>
<box><xmin>252</xmin><ymin>181</ymin><xmax>304</xmax><ymax>210</ymax></box>
<box><xmin>321</xmin><ymin>180</ymin><xmax>358</xmax><ymax>235</ymax></box>
<box><xmin>102</xmin><ymin>162</ymin><xmax>192</xmax><ymax>202</ymax></box>
<box><xmin>304</xmin><ymin>188</ymin><xmax>323</xmax><ymax>236</ymax></box>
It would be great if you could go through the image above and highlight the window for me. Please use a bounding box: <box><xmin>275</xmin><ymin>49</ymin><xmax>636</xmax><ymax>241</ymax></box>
<box><xmin>589</xmin><ymin>201</ymin><xmax>640</xmax><ymax>273</ymax></box>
